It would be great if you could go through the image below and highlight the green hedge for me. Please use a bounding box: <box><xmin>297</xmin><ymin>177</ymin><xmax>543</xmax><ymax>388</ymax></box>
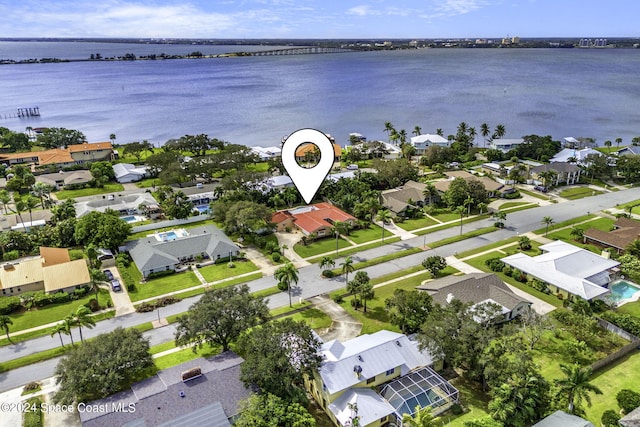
<box><xmin>600</xmin><ymin>311</ymin><xmax>640</xmax><ymax>337</ymax></box>
<box><xmin>0</xmin><ymin>296</ymin><xmax>21</xmax><ymax>315</ymax></box>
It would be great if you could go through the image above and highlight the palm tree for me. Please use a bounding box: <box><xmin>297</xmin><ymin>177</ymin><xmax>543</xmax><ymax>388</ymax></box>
<box><xmin>275</xmin><ymin>262</ymin><xmax>299</xmax><ymax>307</ymax></box>
<box><xmin>457</xmin><ymin>122</ymin><xmax>468</xmax><ymax>137</ymax></box>
<box><xmin>341</xmin><ymin>256</ymin><xmax>355</xmax><ymax>285</ymax></box>
<box><xmin>464</xmin><ymin>195</ymin><xmax>474</xmax><ymax>217</ymax></box>
<box><xmin>320</xmin><ymin>256</ymin><xmax>335</xmax><ymax>271</ymax></box>
<box><xmin>63</xmin><ymin>317</ymin><xmax>75</xmax><ymax>346</ymax></box>
<box><xmin>331</xmin><ymin>220</ymin><xmax>347</xmax><ymax>256</ymax></box>
<box><xmin>477</xmin><ymin>202</ymin><xmax>488</xmax><ymax>215</ymax></box>
<box><xmin>398</xmin><ymin>129</ymin><xmax>408</xmax><ymax>145</ymax></box>
<box><xmin>0</xmin><ymin>190</ymin><xmax>10</xmax><ymax>214</ymax></box>
<box><xmin>455</xmin><ymin>205</ymin><xmax>466</xmax><ymax>235</ymax></box>
<box><xmin>402</xmin><ymin>405</ymin><xmax>436</xmax><ymax>427</ymax></box>
<box><xmin>435</xmin><ymin>128</ymin><xmax>444</xmax><ymax>137</ymax></box>
<box><xmin>109</xmin><ymin>133</ymin><xmax>116</xmax><ymax>144</ymax></box>
<box><xmin>626</xmin><ymin>239</ymin><xmax>640</xmax><ymax>257</ymax></box>
<box><xmin>542</xmin><ymin>216</ymin><xmax>555</xmax><ymax>236</ymax></box>
<box><xmin>51</xmin><ymin>322</ymin><xmax>68</xmax><ymax>348</ymax></box>
<box><xmin>494</xmin><ymin>124</ymin><xmax>506</xmax><ymax>139</ymax></box>
<box><xmin>616</xmin><ymin>137</ymin><xmax>622</xmax><ymax>150</ymax></box>
<box><xmin>570</xmin><ymin>227</ymin><xmax>584</xmax><ymax>242</ymax></box>
<box><xmin>390</xmin><ymin>130</ymin><xmax>400</xmax><ymax>146</ymax></box>
<box><xmin>468</xmin><ymin>127</ymin><xmax>477</xmax><ymax>146</ymax></box>
<box><xmin>0</xmin><ymin>315</ymin><xmax>13</xmax><ymax>344</ymax></box>
<box><xmin>412</xmin><ymin>126</ymin><xmax>422</xmax><ymax>136</ymax></box>
<box><xmin>383</xmin><ymin>122</ymin><xmax>395</xmax><ymax>142</ymax></box>
<box><xmin>31</xmin><ymin>182</ymin><xmax>52</xmax><ymax>209</ymax></box>
<box><xmin>73</xmin><ymin>305</ymin><xmax>96</xmax><ymax>343</ymax></box>
<box><xmin>480</xmin><ymin>123</ymin><xmax>490</xmax><ymax>147</ymax></box>
<box><xmin>11</xmin><ymin>197</ymin><xmax>27</xmax><ymax>230</ymax></box>
<box><xmin>24</xmin><ymin>195</ymin><xmax>40</xmax><ymax>226</ymax></box>
<box><xmin>376</xmin><ymin>209</ymin><xmax>393</xmax><ymax>242</ymax></box>
<box><xmin>604</xmin><ymin>140</ymin><xmax>612</xmax><ymax>154</ymax></box>
<box><xmin>493</xmin><ymin>211</ymin><xmax>507</xmax><ymax>228</ymax></box>
<box><xmin>422</xmin><ymin>183</ymin><xmax>438</xmax><ymax>206</ymax></box>
<box><xmin>555</xmin><ymin>363</ymin><xmax>602</xmax><ymax>414</ymax></box>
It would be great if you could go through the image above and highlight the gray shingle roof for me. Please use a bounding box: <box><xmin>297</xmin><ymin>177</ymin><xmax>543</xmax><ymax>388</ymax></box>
<box><xmin>81</xmin><ymin>352</ymin><xmax>249</xmax><ymax>427</ymax></box>
<box><xmin>533</xmin><ymin>410</ymin><xmax>594</xmax><ymax>427</ymax></box>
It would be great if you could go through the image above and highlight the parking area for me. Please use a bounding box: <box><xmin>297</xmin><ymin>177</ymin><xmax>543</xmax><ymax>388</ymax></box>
<box><xmin>103</xmin><ymin>267</ymin><xmax>135</xmax><ymax>316</ymax></box>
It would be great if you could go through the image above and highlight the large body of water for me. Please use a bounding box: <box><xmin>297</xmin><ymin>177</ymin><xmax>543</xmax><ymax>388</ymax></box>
<box><xmin>0</xmin><ymin>41</ymin><xmax>639</xmax><ymax>147</ymax></box>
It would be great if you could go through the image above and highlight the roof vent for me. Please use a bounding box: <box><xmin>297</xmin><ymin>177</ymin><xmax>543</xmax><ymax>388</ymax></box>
<box><xmin>357</xmin><ymin>355</ymin><xmax>363</xmax><ymax>362</ymax></box>
<box><xmin>3</xmin><ymin>264</ymin><xmax>15</xmax><ymax>270</ymax></box>
<box><xmin>395</xmin><ymin>340</ymin><xmax>402</xmax><ymax>347</ymax></box>
<box><xmin>353</xmin><ymin>365</ymin><xmax>362</xmax><ymax>375</ymax></box>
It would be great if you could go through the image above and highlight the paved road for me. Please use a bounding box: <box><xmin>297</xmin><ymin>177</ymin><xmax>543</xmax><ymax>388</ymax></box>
<box><xmin>1</xmin><ymin>187</ymin><xmax>638</xmax><ymax>392</ymax></box>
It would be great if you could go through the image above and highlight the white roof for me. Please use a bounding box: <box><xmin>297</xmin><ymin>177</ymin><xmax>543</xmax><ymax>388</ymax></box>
<box><xmin>11</xmin><ymin>219</ymin><xmax>46</xmax><ymax>230</ymax></box>
<box><xmin>410</xmin><ymin>134</ymin><xmax>448</xmax><ymax>144</ymax></box>
<box><xmin>267</xmin><ymin>175</ymin><xmax>293</xmax><ymax>187</ymax></box>
<box><xmin>251</xmin><ymin>146</ymin><xmax>281</xmax><ymax>158</ymax></box>
<box><xmin>329</xmin><ymin>388</ymin><xmax>396</xmax><ymax>427</ymax></box>
<box><xmin>564</xmin><ymin>137</ymin><xmax>580</xmax><ymax>144</ymax></box>
<box><xmin>491</xmin><ymin>138</ymin><xmax>525</xmax><ymax>146</ymax></box>
<box><xmin>327</xmin><ymin>171</ymin><xmax>356</xmax><ymax>182</ymax></box>
<box><xmin>551</xmin><ymin>148</ymin><xmax>601</xmax><ymax>163</ymax></box>
<box><xmin>320</xmin><ymin>330</ymin><xmax>432</xmax><ymax>395</ymax></box>
<box><xmin>501</xmin><ymin>241</ymin><xmax>619</xmax><ymax>300</ymax></box>
<box><xmin>113</xmin><ymin>163</ymin><xmax>148</xmax><ymax>179</ymax></box>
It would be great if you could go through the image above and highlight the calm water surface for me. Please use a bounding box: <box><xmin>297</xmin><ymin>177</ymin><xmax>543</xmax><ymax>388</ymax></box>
<box><xmin>0</xmin><ymin>42</ymin><xmax>639</xmax><ymax>147</ymax></box>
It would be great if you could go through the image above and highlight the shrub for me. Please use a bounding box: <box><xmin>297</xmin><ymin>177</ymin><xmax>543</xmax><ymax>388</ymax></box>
<box><xmin>501</xmin><ymin>265</ymin><xmax>512</xmax><ymax>277</ymax></box>
<box><xmin>116</xmin><ymin>252</ymin><xmax>131</xmax><ymax>267</ymax></box>
<box><xmin>451</xmin><ymin>403</ymin><xmax>463</xmax><ymax>415</ymax></box>
<box><xmin>601</xmin><ymin>312</ymin><xmax>640</xmax><ymax>337</ymax></box>
<box><xmin>485</xmin><ymin>258</ymin><xmax>505</xmax><ymax>272</ymax></box>
<box><xmin>515</xmin><ymin>272</ymin><xmax>527</xmax><ymax>283</ymax></box>
<box><xmin>322</xmin><ymin>269</ymin><xmax>335</xmax><ymax>278</ymax></box>
<box><xmin>271</xmin><ymin>252</ymin><xmax>281</xmax><ymax>263</ymax></box>
<box><xmin>617</xmin><ymin>389</ymin><xmax>640</xmax><ymax>414</ymax></box>
<box><xmin>350</xmin><ymin>298</ymin><xmax>362</xmax><ymax>309</ymax></box>
<box><xmin>23</xmin><ymin>382</ymin><xmax>40</xmax><ymax>393</ymax></box>
<box><xmin>3</xmin><ymin>250</ymin><xmax>19</xmax><ymax>261</ymax></box>
<box><xmin>127</xmin><ymin>283</ymin><xmax>136</xmax><ymax>292</ymax></box>
<box><xmin>601</xmin><ymin>409</ymin><xmax>621</xmax><ymax>427</ymax></box>
<box><xmin>86</xmin><ymin>298</ymin><xmax>100</xmax><ymax>312</ymax></box>
<box><xmin>332</xmin><ymin>293</ymin><xmax>344</xmax><ymax>303</ymax></box>
<box><xmin>503</xmin><ymin>190</ymin><xmax>521</xmax><ymax>199</ymax></box>
<box><xmin>146</xmin><ymin>270</ymin><xmax>176</xmax><ymax>279</ymax></box>
<box><xmin>227</xmin><ymin>262</ymin><xmax>236</xmax><ymax>268</ymax></box>
<box><xmin>69</xmin><ymin>249</ymin><xmax>85</xmax><ymax>260</ymax></box>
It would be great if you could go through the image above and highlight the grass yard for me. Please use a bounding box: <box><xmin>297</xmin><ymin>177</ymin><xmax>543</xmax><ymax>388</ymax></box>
<box><xmin>135</xmin><ymin>178</ymin><xmax>160</xmax><ymax>188</ymax></box>
<box><xmin>6</xmin><ymin>289</ymin><xmax>112</xmax><ymax>333</ymax></box>
<box><xmin>532</xmin><ymin>214</ymin><xmax>596</xmax><ymax>235</ymax></box>
<box><xmin>128</xmin><ymin>270</ymin><xmax>201</xmax><ymax>302</ymax></box>
<box><xmin>247</xmin><ymin>162</ymin><xmax>270</xmax><ymax>172</ymax></box>
<box><xmin>347</xmin><ymin>224</ymin><xmax>393</xmax><ymax>244</ymax></box>
<box><xmin>618</xmin><ymin>301</ymin><xmax>640</xmax><ymax>317</ymax></box>
<box><xmin>559</xmin><ymin>187</ymin><xmax>604</xmax><ymax>200</ymax></box>
<box><xmin>546</xmin><ymin>217</ymin><xmax>616</xmax><ymax>251</ymax></box>
<box><xmin>443</xmin><ymin>377</ymin><xmax>491</xmax><ymax>426</ymax></box>
<box><xmin>171</xmin><ymin>272</ymin><xmax>264</xmax><ymax>300</ymax></box>
<box><xmin>456</xmin><ymin>236</ymin><xmax>520</xmax><ymax>258</ymax></box>
<box><xmin>198</xmin><ymin>260</ymin><xmax>259</xmax><ymax>283</ymax></box>
<box><xmin>307</xmin><ymin>237</ymin><xmax>402</xmax><ymax>264</ymax></box>
<box><xmin>286</xmin><ymin>308</ymin><xmax>333</xmax><ymax>330</ymax></box>
<box><xmin>55</xmin><ymin>183</ymin><xmax>125</xmax><ymax>200</ymax></box>
<box><xmin>154</xmin><ymin>343</ymin><xmax>222</xmax><ymax>370</ymax></box>
<box><xmin>126</xmin><ymin>219</ymin><xmax>213</xmax><ymax>240</ymax></box>
<box><xmin>428</xmin><ymin>226</ymin><xmax>498</xmax><ymax>249</ymax></box>
<box><xmin>413</xmin><ymin>213</ymin><xmax>491</xmax><ymax>236</ymax></box>
<box><xmin>397</xmin><ymin>216</ymin><xmax>440</xmax><ymax>231</ymax></box>
<box><xmin>518</xmin><ymin>188</ymin><xmax>552</xmax><ymax>200</ymax></box>
<box><xmin>498</xmin><ymin>201</ymin><xmax>529</xmax><ymax>210</ymax></box>
<box><xmin>294</xmin><ymin>237</ymin><xmax>352</xmax><ymax>258</ymax></box>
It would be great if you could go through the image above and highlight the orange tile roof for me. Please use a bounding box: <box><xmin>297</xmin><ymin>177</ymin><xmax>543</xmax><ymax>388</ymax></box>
<box><xmin>37</xmin><ymin>149</ymin><xmax>74</xmax><ymax>165</ymax></box>
<box><xmin>271</xmin><ymin>211</ymin><xmax>293</xmax><ymax>224</ymax></box>
<box><xmin>288</xmin><ymin>203</ymin><xmax>356</xmax><ymax>234</ymax></box>
<box><xmin>67</xmin><ymin>142</ymin><xmax>113</xmax><ymax>152</ymax></box>
<box><xmin>40</xmin><ymin>247</ymin><xmax>71</xmax><ymax>266</ymax></box>
<box><xmin>295</xmin><ymin>143</ymin><xmax>341</xmax><ymax>157</ymax></box>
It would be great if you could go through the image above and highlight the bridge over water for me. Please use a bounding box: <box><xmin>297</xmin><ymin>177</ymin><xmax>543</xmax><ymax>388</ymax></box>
<box><xmin>250</xmin><ymin>47</ymin><xmax>353</xmax><ymax>56</ymax></box>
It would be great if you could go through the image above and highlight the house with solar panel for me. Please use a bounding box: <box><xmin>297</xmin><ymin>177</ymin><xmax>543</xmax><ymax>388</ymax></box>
<box><xmin>307</xmin><ymin>330</ymin><xmax>459</xmax><ymax>427</ymax></box>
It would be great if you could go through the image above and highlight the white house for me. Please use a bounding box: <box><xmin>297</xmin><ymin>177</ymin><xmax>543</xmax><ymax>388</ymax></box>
<box><xmin>251</xmin><ymin>146</ymin><xmax>282</xmax><ymax>161</ymax></box>
<box><xmin>550</xmin><ymin>148</ymin><xmax>601</xmax><ymax>164</ymax></box>
<box><xmin>113</xmin><ymin>163</ymin><xmax>149</xmax><ymax>183</ymax></box>
<box><xmin>489</xmin><ymin>138</ymin><xmax>526</xmax><ymax>153</ymax></box>
<box><xmin>501</xmin><ymin>241</ymin><xmax>620</xmax><ymax>301</ymax></box>
<box><xmin>410</xmin><ymin>134</ymin><xmax>449</xmax><ymax>154</ymax></box>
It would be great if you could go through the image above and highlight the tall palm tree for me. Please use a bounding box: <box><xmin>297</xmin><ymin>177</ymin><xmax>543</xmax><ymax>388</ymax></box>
<box><xmin>341</xmin><ymin>256</ymin><xmax>355</xmax><ymax>285</ymax></box>
<box><xmin>398</xmin><ymin>129</ymin><xmax>408</xmax><ymax>145</ymax></box>
<box><xmin>320</xmin><ymin>256</ymin><xmax>335</xmax><ymax>271</ymax></box>
<box><xmin>0</xmin><ymin>190</ymin><xmax>10</xmax><ymax>214</ymax></box>
<box><xmin>435</xmin><ymin>128</ymin><xmax>443</xmax><ymax>137</ymax></box>
<box><xmin>464</xmin><ymin>195</ymin><xmax>474</xmax><ymax>217</ymax></box>
<box><xmin>480</xmin><ymin>123</ymin><xmax>490</xmax><ymax>147</ymax></box>
<box><xmin>376</xmin><ymin>209</ymin><xmax>393</xmax><ymax>242</ymax></box>
<box><xmin>109</xmin><ymin>133</ymin><xmax>116</xmax><ymax>144</ymax></box>
<box><xmin>455</xmin><ymin>205</ymin><xmax>466</xmax><ymax>235</ymax></box>
<box><xmin>457</xmin><ymin>122</ymin><xmax>468</xmax><ymax>137</ymax></box>
<box><xmin>542</xmin><ymin>216</ymin><xmax>555</xmax><ymax>236</ymax></box>
<box><xmin>383</xmin><ymin>122</ymin><xmax>395</xmax><ymax>141</ymax></box>
<box><xmin>275</xmin><ymin>262</ymin><xmax>299</xmax><ymax>307</ymax></box>
<box><xmin>477</xmin><ymin>202</ymin><xmax>488</xmax><ymax>215</ymax></box>
<box><xmin>389</xmin><ymin>130</ymin><xmax>400</xmax><ymax>146</ymax></box>
<box><xmin>412</xmin><ymin>126</ymin><xmax>422</xmax><ymax>136</ymax></box>
<box><xmin>402</xmin><ymin>405</ymin><xmax>436</xmax><ymax>427</ymax></box>
<box><xmin>24</xmin><ymin>195</ymin><xmax>40</xmax><ymax>226</ymax></box>
<box><xmin>331</xmin><ymin>221</ymin><xmax>347</xmax><ymax>256</ymax></box>
<box><xmin>11</xmin><ymin>197</ymin><xmax>27</xmax><ymax>230</ymax></box>
<box><xmin>0</xmin><ymin>315</ymin><xmax>13</xmax><ymax>344</ymax></box>
<box><xmin>73</xmin><ymin>305</ymin><xmax>96</xmax><ymax>343</ymax></box>
<box><xmin>31</xmin><ymin>182</ymin><xmax>52</xmax><ymax>209</ymax></box>
<box><xmin>51</xmin><ymin>322</ymin><xmax>68</xmax><ymax>348</ymax></box>
<box><xmin>604</xmin><ymin>140</ymin><xmax>612</xmax><ymax>154</ymax></box>
<box><xmin>423</xmin><ymin>183</ymin><xmax>438</xmax><ymax>206</ymax></box>
<box><xmin>63</xmin><ymin>317</ymin><xmax>75</xmax><ymax>346</ymax></box>
<box><xmin>554</xmin><ymin>363</ymin><xmax>602</xmax><ymax>414</ymax></box>
<box><xmin>494</xmin><ymin>124</ymin><xmax>506</xmax><ymax>139</ymax></box>
<box><xmin>615</xmin><ymin>137</ymin><xmax>622</xmax><ymax>150</ymax></box>
<box><xmin>468</xmin><ymin>127</ymin><xmax>477</xmax><ymax>146</ymax></box>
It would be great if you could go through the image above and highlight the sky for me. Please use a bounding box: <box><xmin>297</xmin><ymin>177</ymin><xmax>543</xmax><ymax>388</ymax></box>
<box><xmin>0</xmin><ymin>0</ymin><xmax>637</xmax><ymax>39</ymax></box>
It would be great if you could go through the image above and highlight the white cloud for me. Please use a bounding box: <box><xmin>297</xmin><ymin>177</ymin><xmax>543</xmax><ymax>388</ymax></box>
<box><xmin>434</xmin><ymin>0</ymin><xmax>489</xmax><ymax>15</ymax></box>
<box><xmin>347</xmin><ymin>5</ymin><xmax>376</xmax><ymax>16</ymax></box>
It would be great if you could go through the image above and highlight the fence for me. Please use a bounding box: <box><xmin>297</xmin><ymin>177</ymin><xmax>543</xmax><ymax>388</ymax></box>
<box><xmin>590</xmin><ymin>318</ymin><xmax>640</xmax><ymax>372</ymax></box>
<box><xmin>131</xmin><ymin>215</ymin><xmax>209</xmax><ymax>234</ymax></box>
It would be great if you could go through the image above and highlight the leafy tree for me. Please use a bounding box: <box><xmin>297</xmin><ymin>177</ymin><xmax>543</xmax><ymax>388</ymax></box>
<box><xmin>234</xmin><ymin>393</ymin><xmax>316</xmax><ymax>427</ymax></box>
<box><xmin>601</xmin><ymin>409</ymin><xmax>621</xmax><ymax>427</ymax></box>
<box><xmin>347</xmin><ymin>271</ymin><xmax>374</xmax><ymax>312</ymax></box>
<box><xmin>372</xmin><ymin>158</ymin><xmax>419</xmax><ymax>189</ymax></box>
<box><xmin>518</xmin><ymin>235</ymin><xmax>531</xmax><ymax>251</ymax></box>
<box><xmin>420</xmin><ymin>145</ymin><xmax>456</xmax><ymax>168</ymax></box>
<box><xmin>36</xmin><ymin>127</ymin><xmax>86</xmax><ymax>149</ymax></box>
<box><xmin>0</xmin><ymin>189</ymin><xmax>10</xmax><ymax>214</ymax></box>
<box><xmin>161</xmin><ymin>190</ymin><xmax>192</xmax><ymax>219</ymax></box>
<box><xmin>175</xmin><ymin>284</ymin><xmax>270</xmax><ymax>352</ymax></box>
<box><xmin>492</xmin><ymin>211</ymin><xmax>507</xmax><ymax>229</ymax></box>
<box><xmin>0</xmin><ymin>128</ymin><xmax>31</xmax><ymax>151</ymax></box>
<box><xmin>385</xmin><ymin>289</ymin><xmax>433</xmax><ymax>334</ymax></box>
<box><xmin>123</xmin><ymin>140</ymin><xmax>154</xmax><ymax>162</ymax></box>
<box><xmin>237</xmin><ymin>318</ymin><xmax>322</xmax><ymax>402</ymax></box>
<box><xmin>402</xmin><ymin>405</ymin><xmax>436</xmax><ymax>427</ymax></box>
<box><xmin>51</xmin><ymin>198</ymin><xmax>77</xmax><ymax>222</ymax></box>
<box><xmin>421</xmin><ymin>255</ymin><xmax>447</xmax><ymax>278</ymax></box>
<box><xmin>444</xmin><ymin>177</ymin><xmax>469</xmax><ymax>208</ymax></box>
<box><xmin>554</xmin><ymin>363</ymin><xmax>602</xmax><ymax>414</ymax></box>
<box><xmin>541</xmin><ymin>216</ymin><xmax>554</xmax><ymax>236</ymax></box>
<box><xmin>145</xmin><ymin>150</ymin><xmax>181</xmax><ymax>178</ymax></box>
<box><xmin>488</xmin><ymin>374</ymin><xmax>549</xmax><ymax>426</ymax></box>
<box><xmin>0</xmin><ymin>315</ymin><xmax>13</xmax><ymax>343</ymax></box>
<box><xmin>90</xmin><ymin>161</ymin><xmax>115</xmax><ymax>187</ymax></box>
<box><xmin>463</xmin><ymin>417</ymin><xmax>503</xmax><ymax>427</ymax></box>
<box><xmin>53</xmin><ymin>327</ymin><xmax>153</xmax><ymax>404</ymax></box>
<box><xmin>519</xmin><ymin>307</ymin><xmax>551</xmax><ymax>350</ymax></box>
<box><xmin>275</xmin><ymin>262</ymin><xmax>299</xmax><ymax>308</ymax></box>
<box><xmin>74</xmin><ymin>210</ymin><xmax>132</xmax><ymax>250</ymax></box>
<box><xmin>616</xmin><ymin>389</ymin><xmax>640</xmax><ymax>414</ymax></box>
<box><xmin>218</xmin><ymin>200</ymin><xmax>272</xmax><ymax>234</ymax></box>
<box><xmin>619</xmin><ymin>253</ymin><xmax>640</xmax><ymax>282</ymax></box>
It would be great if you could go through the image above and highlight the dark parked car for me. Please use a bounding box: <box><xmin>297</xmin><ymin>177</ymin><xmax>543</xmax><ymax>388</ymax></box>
<box><xmin>103</xmin><ymin>269</ymin><xmax>114</xmax><ymax>280</ymax></box>
<box><xmin>111</xmin><ymin>280</ymin><xmax>122</xmax><ymax>292</ymax></box>
<box><xmin>534</xmin><ymin>185</ymin><xmax>548</xmax><ymax>193</ymax></box>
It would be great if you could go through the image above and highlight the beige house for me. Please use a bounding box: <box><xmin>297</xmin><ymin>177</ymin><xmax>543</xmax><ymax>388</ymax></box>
<box><xmin>0</xmin><ymin>247</ymin><xmax>91</xmax><ymax>296</ymax></box>
<box><xmin>0</xmin><ymin>142</ymin><xmax>114</xmax><ymax>170</ymax></box>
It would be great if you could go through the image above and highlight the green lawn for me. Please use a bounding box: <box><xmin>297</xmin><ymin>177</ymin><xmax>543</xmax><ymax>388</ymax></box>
<box><xmin>128</xmin><ymin>270</ymin><xmax>202</xmax><ymax>302</ymax></box>
<box><xmin>431</xmin><ymin>210</ymin><xmax>461</xmax><ymax>223</ymax></box>
<box><xmin>170</xmin><ymin>272</ymin><xmax>263</xmax><ymax>300</ymax></box>
<box><xmin>55</xmin><ymin>183</ymin><xmax>125</xmax><ymax>200</ymax></box>
<box><xmin>198</xmin><ymin>260</ymin><xmax>259</xmax><ymax>283</ymax></box>
<box><xmin>413</xmin><ymin>213</ymin><xmax>491</xmax><ymax>236</ymax></box>
<box><xmin>247</xmin><ymin>162</ymin><xmax>270</xmax><ymax>172</ymax></box>
<box><xmin>305</xmin><ymin>237</ymin><xmax>402</xmax><ymax>264</ymax></box>
<box><xmin>347</xmin><ymin>224</ymin><xmax>392</xmax><ymax>244</ymax></box>
<box><xmin>154</xmin><ymin>343</ymin><xmax>221</xmax><ymax>370</ymax></box>
<box><xmin>5</xmin><ymin>289</ymin><xmax>112</xmax><ymax>333</ymax></box>
<box><xmin>532</xmin><ymin>214</ymin><xmax>596</xmax><ymax>235</ymax></box>
<box><xmin>397</xmin><ymin>216</ymin><xmax>440</xmax><ymax>231</ymax></box>
<box><xmin>498</xmin><ymin>201</ymin><xmax>529</xmax><ymax>210</ymax></box>
<box><xmin>286</xmin><ymin>308</ymin><xmax>333</xmax><ymax>330</ymax></box>
<box><xmin>294</xmin><ymin>237</ymin><xmax>352</xmax><ymax>258</ymax></box>
<box><xmin>618</xmin><ymin>301</ymin><xmax>640</xmax><ymax>317</ymax></box>
<box><xmin>428</xmin><ymin>226</ymin><xmax>498</xmax><ymax>249</ymax></box>
<box><xmin>444</xmin><ymin>377</ymin><xmax>491</xmax><ymax>426</ymax></box>
<box><xmin>519</xmin><ymin>188</ymin><xmax>552</xmax><ymax>200</ymax></box>
<box><xmin>547</xmin><ymin>217</ymin><xmax>615</xmax><ymax>247</ymax></box>
<box><xmin>456</xmin><ymin>237</ymin><xmax>520</xmax><ymax>258</ymax></box>
<box><xmin>559</xmin><ymin>187</ymin><xmax>604</xmax><ymax>200</ymax></box>
<box><xmin>135</xmin><ymin>178</ymin><xmax>160</xmax><ymax>188</ymax></box>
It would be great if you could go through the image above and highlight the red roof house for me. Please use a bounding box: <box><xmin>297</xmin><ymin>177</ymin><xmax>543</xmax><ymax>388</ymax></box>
<box><xmin>271</xmin><ymin>203</ymin><xmax>356</xmax><ymax>236</ymax></box>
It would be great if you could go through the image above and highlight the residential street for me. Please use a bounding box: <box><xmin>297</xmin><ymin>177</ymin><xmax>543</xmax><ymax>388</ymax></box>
<box><xmin>0</xmin><ymin>187</ymin><xmax>638</xmax><ymax>392</ymax></box>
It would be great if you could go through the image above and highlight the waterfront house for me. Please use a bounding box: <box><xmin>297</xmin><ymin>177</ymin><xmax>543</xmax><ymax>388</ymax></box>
<box><xmin>489</xmin><ymin>138</ymin><xmax>526</xmax><ymax>153</ymax></box>
<box><xmin>271</xmin><ymin>203</ymin><xmax>356</xmax><ymax>236</ymax></box>
<box><xmin>113</xmin><ymin>163</ymin><xmax>149</xmax><ymax>183</ymax></box>
<box><xmin>501</xmin><ymin>241</ymin><xmax>620</xmax><ymax>301</ymax></box>
<box><xmin>81</xmin><ymin>352</ymin><xmax>250</xmax><ymax>427</ymax></box>
<box><xmin>432</xmin><ymin>170</ymin><xmax>503</xmax><ymax>197</ymax></box>
<box><xmin>251</xmin><ymin>145</ymin><xmax>282</xmax><ymax>161</ymax></box>
<box><xmin>550</xmin><ymin>147</ymin><xmax>601</xmax><ymax>164</ymax></box>
<box><xmin>0</xmin><ymin>142</ymin><xmax>114</xmax><ymax>170</ymax></box>
<box><xmin>528</xmin><ymin>162</ymin><xmax>581</xmax><ymax>185</ymax></box>
<box><xmin>416</xmin><ymin>273</ymin><xmax>532</xmax><ymax>322</ymax></box>
<box><xmin>308</xmin><ymin>330</ymin><xmax>459</xmax><ymax>427</ymax></box>
<box><xmin>0</xmin><ymin>247</ymin><xmax>91</xmax><ymax>296</ymax></box>
<box><xmin>409</xmin><ymin>134</ymin><xmax>449</xmax><ymax>155</ymax></box>
<box><xmin>295</xmin><ymin>142</ymin><xmax>342</xmax><ymax>163</ymax></box>
<box><xmin>351</xmin><ymin>140</ymin><xmax>402</xmax><ymax>160</ymax></box>
<box><xmin>124</xmin><ymin>225</ymin><xmax>239</xmax><ymax>278</ymax></box>
<box><xmin>584</xmin><ymin>217</ymin><xmax>640</xmax><ymax>253</ymax></box>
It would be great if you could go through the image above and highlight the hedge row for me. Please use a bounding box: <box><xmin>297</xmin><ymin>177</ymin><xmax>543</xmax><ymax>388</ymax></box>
<box><xmin>135</xmin><ymin>296</ymin><xmax>182</xmax><ymax>313</ymax></box>
<box><xmin>600</xmin><ymin>311</ymin><xmax>640</xmax><ymax>337</ymax></box>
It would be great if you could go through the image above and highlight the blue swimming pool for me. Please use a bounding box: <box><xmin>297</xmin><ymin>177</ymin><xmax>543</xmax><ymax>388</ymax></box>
<box><xmin>195</xmin><ymin>205</ymin><xmax>210</xmax><ymax>214</ymax></box>
<box><xmin>120</xmin><ymin>215</ymin><xmax>136</xmax><ymax>223</ymax></box>
<box><xmin>159</xmin><ymin>231</ymin><xmax>178</xmax><ymax>241</ymax></box>
<box><xmin>611</xmin><ymin>280</ymin><xmax>640</xmax><ymax>300</ymax></box>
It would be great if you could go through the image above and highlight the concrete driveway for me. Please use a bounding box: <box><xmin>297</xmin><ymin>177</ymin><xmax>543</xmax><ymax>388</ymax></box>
<box><xmin>275</xmin><ymin>231</ymin><xmax>310</xmax><ymax>267</ymax></box>
<box><xmin>104</xmin><ymin>266</ymin><xmax>135</xmax><ymax>316</ymax></box>
<box><xmin>310</xmin><ymin>295</ymin><xmax>362</xmax><ymax>342</ymax></box>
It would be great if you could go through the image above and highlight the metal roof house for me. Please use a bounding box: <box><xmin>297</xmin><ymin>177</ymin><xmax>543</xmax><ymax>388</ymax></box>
<box><xmin>113</xmin><ymin>163</ymin><xmax>149</xmax><ymax>183</ymax></box>
<box><xmin>410</xmin><ymin>134</ymin><xmax>449</xmax><ymax>155</ymax></box>
<box><xmin>533</xmin><ymin>410</ymin><xmax>594</xmax><ymax>427</ymax></box>
<box><xmin>81</xmin><ymin>352</ymin><xmax>250</xmax><ymax>427</ymax></box>
<box><xmin>308</xmin><ymin>330</ymin><xmax>458</xmax><ymax>427</ymax></box>
<box><xmin>501</xmin><ymin>241</ymin><xmax>620</xmax><ymax>301</ymax></box>
<box><xmin>124</xmin><ymin>225</ymin><xmax>239</xmax><ymax>278</ymax></box>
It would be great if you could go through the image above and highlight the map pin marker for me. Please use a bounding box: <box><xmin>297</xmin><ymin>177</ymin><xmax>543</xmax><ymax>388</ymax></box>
<box><xmin>282</xmin><ymin>128</ymin><xmax>334</xmax><ymax>204</ymax></box>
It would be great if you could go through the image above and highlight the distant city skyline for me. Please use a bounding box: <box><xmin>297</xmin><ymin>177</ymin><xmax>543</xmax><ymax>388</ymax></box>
<box><xmin>0</xmin><ymin>0</ymin><xmax>637</xmax><ymax>39</ymax></box>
